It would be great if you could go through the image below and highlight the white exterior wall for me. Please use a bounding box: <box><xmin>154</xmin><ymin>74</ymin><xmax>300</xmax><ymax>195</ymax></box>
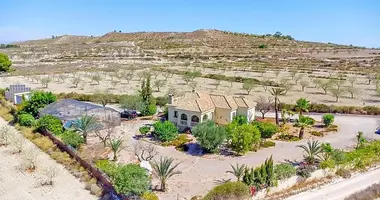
<box><xmin>247</xmin><ymin>107</ymin><xmax>256</xmax><ymax>122</ymax></box>
<box><xmin>168</xmin><ymin>106</ymin><xmax>177</xmax><ymax>125</ymax></box>
<box><xmin>168</xmin><ymin>107</ymin><xmax>201</xmax><ymax>128</ymax></box>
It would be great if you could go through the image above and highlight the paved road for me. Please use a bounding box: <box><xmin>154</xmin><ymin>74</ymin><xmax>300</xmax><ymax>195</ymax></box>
<box><xmin>287</xmin><ymin>167</ymin><xmax>380</xmax><ymax>200</ymax></box>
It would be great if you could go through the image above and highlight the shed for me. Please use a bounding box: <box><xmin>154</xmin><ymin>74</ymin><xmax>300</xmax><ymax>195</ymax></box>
<box><xmin>5</xmin><ymin>84</ymin><xmax>32</xmax><ymax>104</ymax></box>
<box><xmin>39</xmin><ymin>99</ymin><xmax>121</xmax><ymax>127</ymax></box>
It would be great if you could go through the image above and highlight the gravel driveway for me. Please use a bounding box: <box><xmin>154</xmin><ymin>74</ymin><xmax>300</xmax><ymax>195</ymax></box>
<box><xmin>118</xmin><ymin>113</ymin><xmax>380</xmax><ymax>200</ymax></box>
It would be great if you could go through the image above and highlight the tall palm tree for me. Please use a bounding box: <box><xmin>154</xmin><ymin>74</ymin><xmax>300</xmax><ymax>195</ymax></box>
<box><xmin>152</xmin><ymin>157</ymin><xmax>181</xmax><ymax>191</ymax></box>
<box><xmin>71</xmin><ymin>115</ymin><xmax>102</xmax><ymax>144</ymax></box>
<box><xmin>108</xmin><ymin>138</ymin><xmax>123</xmax><ymax>161</ymax></box>
<box><xmin>295</xmin><ymin>98</ymin><xmax>310</xmax><ymax>116</ymax></box>
<box><xmin>297</xmin><ymin>140</ymin><xmax>322</xmax><ymax>165</ymax></box>
<box><xmin>269</xmin><ymin>87</ymin><xmax>286</xmax><ymax>125</ymax></box>
<box><xmin>226</xmin><ymin>163</ymin><xmax>246</xmax><ymax>182</ymax></box>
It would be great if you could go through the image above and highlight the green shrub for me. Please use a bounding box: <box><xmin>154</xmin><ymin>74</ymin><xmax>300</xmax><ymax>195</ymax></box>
<box><xmin>113</xmin><ymin>164</ymin><xmax>150</xmax><ymax>196</ymax></box>
<box><xmin>95</xmin><ymin>159</ymin><xmax>119</xmax><ymax>178</ymax></box>
<box><xmin>331</xmin><ymin>149</ymin><xmax>346</xmax><ymax>165</ymax></box>
<box><xmin>192</xmin><ymin>120</ymin><xmax>227</xmax><ymax>153</ymax></box>
<box><xmin>258</xmin><ymin>44</ymin><xmax>267</xmax><ymax>48</ymax></box>
<box><xmin>311</xmin><ymin>131</ymin><xmax>324</xmax><ymax>137</ymax></box>
<box><xmin>37</xmin><ymin>115</ymin><xmax>63</xmax><ymax>135</ymax></box>
<box><xmin>153</xmin><ymin>121</ymin><xmax>178</xmax><ymax>142</ymax></box>
<box><xmin>260</xmin><ymin>140</ymin><xmax>276</xmax><ymax>148</ymax></box>
<box><xmin>335</xmin><ymin>168</ymin><xmax>351</xmax><ymax>178</ymax></box>
<box><xmin>319</xmin><ymin>159</ymin><xmax>335</xmax><ymax>169</ymax></box>
<box><xmin>226</xmin><ymin>123</ymin><xmax>261</xmax><ymax>154</ymax></box>
<box><xmin>21</xmin><ymin>91</ymin><xmax>56</xmax><ymax>117</ymax></box>
<box><xmin>232</xmin><ymin>115</ymin><xmax>248</xmax><ymax>125</ymax></box>
<box><xmin>60</xmin><ymin>130</ymin><xmax>84</xmax><ymax>149</ymax></box>
<box><xmin>326</xmin><ymin>124</ymin><xmax>338</xmax><ymax>132</ymax></box>
<box><xmin>139</xmin><ymin>126</ymin><xmax>150</xmax><ymax>135</ymax></box>
<box><xmin>141</xmin><ymin>192</ymin><xmax>159</xmax><ymax>200</ymax></box>
<box><xmin>155</xmin><ymin>96</ymin><xmax>168</xmax><ymax>107</ymax></box>
<box><xmin>322</xmin><ymin>114</ymin><xmax>334</xmax><ymax>127</ymax></box>
<box><xmin>296</xmin><ymin>165</ymin><xmax>317</xmax><ymax>178</ymax></box>
<box><xmin>162</xmin><ymin>134</ymin><xmax>191</xmax><ymax>151</ymax></box>
<box><xmin>203</xmin><ymin>182</ymin><xmax>250</xmax><ymax>200</ymax></box>
<box><xmin>253</xmin><ymin>121</ymin><xmax>279</xmax><ymax>138</ymax></box>
<box><xmin>297</xmin><ymin>115</ymin><xmax>315</xmax><ymax>126</ymax></box>
<box><xmin>274</xmin><ymin>163</ymin><xmax>296</xmax><ymax>181</ymax></box>
<box><xmin>18</xmin><ymin>113</ymin><xmax>36</xmax><ymax>127</ymax></box>
<box><xmin>276</xmin><ymin>134</ymin><xmax>300</xmax><ymax>142</ymax></box>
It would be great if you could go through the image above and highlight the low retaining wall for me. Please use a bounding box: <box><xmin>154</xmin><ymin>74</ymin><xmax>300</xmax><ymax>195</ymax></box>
<box><xmin>40</xmin><ymin>129</ymin><xmax>127</xmax><ymax>200</ymax></box>
<box><xmin>253</xmin><ymin>169</ymin><xmax>334</xmax><ymax>199</ymax></box>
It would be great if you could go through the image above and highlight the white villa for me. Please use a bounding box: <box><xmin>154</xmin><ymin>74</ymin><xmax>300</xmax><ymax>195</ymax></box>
<box><xmin>167</xmin><ymin>92</ymin><xmax>256</xmax><ymax>130</ymax></box>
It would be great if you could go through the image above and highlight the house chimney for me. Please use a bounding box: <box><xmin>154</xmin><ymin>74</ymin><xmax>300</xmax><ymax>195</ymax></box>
<box><xmin>168</xmin><ymin>94</ymin><xmax>174</xmax><ymax>104</ymax></box>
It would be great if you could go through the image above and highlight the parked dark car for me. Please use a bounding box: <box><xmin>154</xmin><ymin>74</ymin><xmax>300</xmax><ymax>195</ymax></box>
<box><xmin>120</xmin><ymin>110</ymin><xmax>138</xmax><ymax>120</ymax></box>
<box><xmin>375</xmin><ymin>128</ymin><xmax>380</xmax><ymax>135</ymax></box>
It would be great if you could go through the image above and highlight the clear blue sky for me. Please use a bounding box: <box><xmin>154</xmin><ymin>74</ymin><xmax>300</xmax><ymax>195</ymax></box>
<box><xmin>1</xmin><ymin>0</ymin><xmax>379</xmax><ymax>47</ymax></box>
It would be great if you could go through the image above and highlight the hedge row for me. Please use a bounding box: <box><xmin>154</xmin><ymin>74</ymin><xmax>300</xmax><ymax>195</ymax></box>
<box><xmin>55</xmin><ymin>92</ymin><xmax>168</xmax><ymax>107</ymax></box>
<box><xmin>280</xmin><ymin>103</ymin><xmax>380</xmax><ymax>115</ymax></box>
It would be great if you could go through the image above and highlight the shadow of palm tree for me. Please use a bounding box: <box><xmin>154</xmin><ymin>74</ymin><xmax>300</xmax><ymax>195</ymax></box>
<box><xmin>284</xmin><ymin>159</ymin><xmax>301</xmax><ymax>166</ymax></box>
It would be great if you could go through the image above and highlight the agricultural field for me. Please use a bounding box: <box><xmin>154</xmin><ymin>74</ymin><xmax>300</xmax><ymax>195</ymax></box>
<box><xmin>1</xmin><ymin>29</ymin><xmax>380</xmax><ymax>200</ymax></box>
<box><xmin>1</xmin><ymin>30</ymin><xmax>380</xmax><ymax>107</ymax></box>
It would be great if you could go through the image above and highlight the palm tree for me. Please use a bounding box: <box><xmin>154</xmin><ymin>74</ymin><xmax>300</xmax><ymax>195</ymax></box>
<box><xmin>152</xmin><ymin>157</ymin><xmax>181</xmax><ymax>191</ymax></box>
<box><xmin>297</xmin><ymin>140</ymin><xmax>322</xmax><ymax>165</ymax></box>
<box><xmin>269</xmin><ymin>87</ymin><xmax>286</xmax><ymax>125</ymax></box>
<box><xmin>295</xmin><ymin>98</ymin><xmax>310</xmax><ymax>115</ymax></box>
<box><xmin>296</xmin><ymin>116</ymin><xmax>313</xmax><ymax>139</ymax></box>
<box><xmin>108</xmin><ymin>138</ymin><xmax>124</xmax><ymax>161</ymax></box>
<box><xmin>226</xmin><ymin>163</ymin><xmax>246</xmax><ymax>181</ymax></box>
<box><xmin>71</xmin><ymin>115</ymin><xmax>102</xmax><ymax>144</ymax></box>
<box><xmin>356</xmin><ymin>131</ymin><xmax>366</xmax><ymax>149</ymax></box>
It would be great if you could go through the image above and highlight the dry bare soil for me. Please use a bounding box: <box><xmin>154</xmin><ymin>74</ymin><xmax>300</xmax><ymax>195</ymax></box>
<box><xmin>1</xmin><ymin>29</ymin><xmax>379</xmax><ymax>106</ymax></box>
<box><xmin>0</xmin><ymin>119</ymin><xmax>96</xmax><ymax>200</ymax></box>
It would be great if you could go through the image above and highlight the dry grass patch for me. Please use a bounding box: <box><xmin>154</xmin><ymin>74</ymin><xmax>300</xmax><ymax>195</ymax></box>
<box><xmin>266</xmin><ymin>175</ymin><xmax>335</xmax><ymax>200</ymax></box>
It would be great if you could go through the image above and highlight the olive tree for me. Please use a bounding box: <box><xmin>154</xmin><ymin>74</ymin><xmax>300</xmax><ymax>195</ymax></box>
<box><xmin>329</xmin><ymin>86</ymin><xmax>345</xmax><ymax>102</ymax></box>
<box><xmin>256</xmin><ymin>96</ymin><xmax>272</xmax><ymax>119</ymax></box>
<box><xmin>346</xmin><ymin>85</ymin><xmax>358</xmax><ymax>99</ymax></box>
<box><xmin>90</xmin><ymin>73</ymin><xmax>102</xmax><ymax>84</ymax></box>
<box><xmin>242</xmin><ymin>79</ymin><xmax>256</xmax><ymax>94</ymax></box>
<box><xmin>299</xmin><ymin>80</ymin><xmax>309</xmax><ymax>92</ymax></box>
<box><xmin>40</xmin><ymin>77</ymin><xmax>52</xmax><ymax>88</ymax></box>
<box><xmin>154</xmin><ymin>80</ymin><xmax>165</xmax><ymax>92</ymax></box>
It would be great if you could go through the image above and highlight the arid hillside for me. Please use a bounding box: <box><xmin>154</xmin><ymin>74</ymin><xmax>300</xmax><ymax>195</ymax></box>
<box><xmin>1</xmin><ymin>29</ymin><xmax>378</xmax><ymax>75</ymax></box>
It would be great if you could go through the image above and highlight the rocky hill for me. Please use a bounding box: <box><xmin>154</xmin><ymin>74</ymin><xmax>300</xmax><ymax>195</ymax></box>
<box><xmin>2</xmin><ymin>29</ymin><xmax>379</xmax><ymax>75</ymax></box>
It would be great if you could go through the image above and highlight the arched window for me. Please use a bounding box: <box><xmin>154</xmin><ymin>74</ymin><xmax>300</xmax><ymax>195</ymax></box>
<box><xmin>191</xmin><ymin>115</ymin><xmax>199</xmax><ymax>122</ymax></box>
<box><xmin>202</xmin><ymin>114</ymin><xmax>208</xmax><ymax>121</ymax></box>
<box><xmin>181</xmin><ymin>113</ymin><xmax>188</xmax><ymax>120</ymax></box>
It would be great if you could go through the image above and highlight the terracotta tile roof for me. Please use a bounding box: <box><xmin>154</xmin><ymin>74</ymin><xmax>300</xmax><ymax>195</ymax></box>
<box><xmin>170</xmin><ymin>91</ymin><xmax>256</xmax><ymax>112</ymax></box>
<box><xmin>224</xmin><ymin>95</ymin><xmax>238</xmax><ymax>110</ymax></box>
<box><xmin>242</xmin><ymin>97</ymin><xmax>257</xmax><ymax>108</ymax></box>
<box><xmin>209</xmin><ymin>95</ymin><xmax>230</xmax><ymax>109</ymax></box>
<box><xmin>234</xmin><ymin>97</ymin><xmax>248</xmax><ymax>108</ymax></box>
